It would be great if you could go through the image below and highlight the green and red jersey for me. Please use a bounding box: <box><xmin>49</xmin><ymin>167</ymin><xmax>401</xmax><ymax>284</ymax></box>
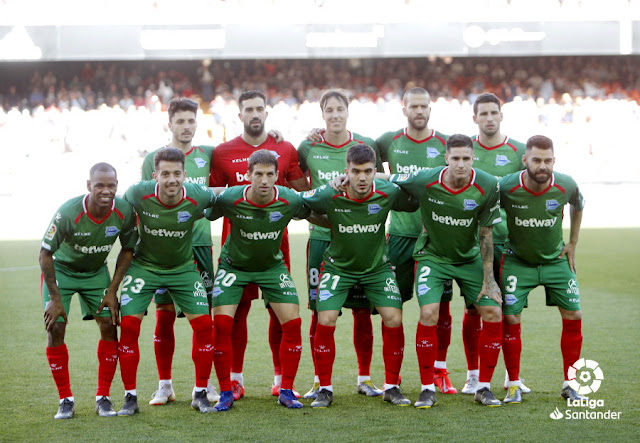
<box><xmin>41</xmin><ymin>195</ymin><xmax>137</xmax><ymax>273</ymax></box>
<box><xmin>302</xmin><ymin>179</ymin><xmax>417</xmax><ymax>274</ymax></box>
<box><xmin>390</xmin><ymin>167</ymin><xmax>501</xmax><ymax>264</ymax></box>
<box><xmin>298</xmin><ymin>132</ymin><xmax>381</xmax><ymax>241</ymax></box>
<box><xmin>206</xmin><ymin>185</ymin><xmax>309</xmax><ymax>272</ymax></box>
<box><xmin>377</xmin><ymin>128</ymin><xmax>448</xmax><ymax>238</ymax></box>
<box><xmin>141</xmin><ymin>145</ymin><xmax>215</xmax><ymax>247</ymax></box>
<box><xmin>124</xmin><ymin>181</ymin><xmax>216</xmax><ymax>271</ymax></box>
<box><xmin>499</xmin><ymin>171</ymin><xmax>584</xmax><ymax>265</ymax></box>
<box><xmin>472</xmin><ymin>136</ymin><xmax>526</xmax><ymax>245</ymax></box>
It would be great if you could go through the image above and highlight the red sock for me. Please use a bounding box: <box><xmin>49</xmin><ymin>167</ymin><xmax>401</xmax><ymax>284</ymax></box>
<box><xmin>153</xmin><ymin>309</ymin><xmax>176</xmax><ymax>380</ymax></box>
<box><xmin>352</xmin><ymin>308</ymin><xmax>373</xmax><ymax>377</ymax></box>
<box><xmin>213</xmin><ymin>315</ymin><xmax>234</xmax><ymax>392</ymax></box>
<box><xmin>561</xmin><ymin>318</ymin><xmax>582</xmax><ymax>380</ymax></box>
<box><xmin>96</xmin><ymin>340</ymin><xmax>118</xmax><ymax>397</ymax></box>
<box><xmin>479</xmin><ymin>320</ymin><xmax>502</xmax><ymax>383</ymax></box>
<box><xmin>119</xmin><ymin>316</ymin><xmax>142</xmax><ymax>391</ymax></box>
<box><xmin>502</xmin><ymin>322</ymin><xmax>521</xmax><ymax>382</ymax></box>
<box><xmin>190</xmin><ymin>315</ymin><xmax>214</xmax><ymax>389</ymax></box>
<box><xmin>436</xmin><ymin>302</ymin><xmax>452</xmax><ymax>362</ymax></box>
<box><xmin>46</xmin><ymin>344</ymin><xmax>72</xmax><ymax>399</ymax></box>
<box><xmin>313</xmin><ymin>324</ymin><xmax>336</xmax><ymax>387</ymax></box>
<box><xmin>309</xmin><ymin>312</ymin><xmax>318</xmax><ymax>375</ymax></box>
<box><xmin>416</xmin><ymin>323</ymin><xmax>437</xmax><ymax>385</ymax></box>
<box><xmin>268</xmin><ymin>308</ymin><xmax>283</xmax><ymax>376</ymax></box>
<box><xmin>231</xmin><ymin>299</ymin><xmax>250</xmax><ymax>373</ymax></box>
<box><xmin>382</xmin><ymin>324</ymin><xmax>404</xmax><ymax>386</ymax></box>
<box><xmin>462</xmin><ymin>312</ymin><xmax>482</xmax><ymax>371</ymax></box>
<box><xmin>280</xmin><ymin>318</ymin><xmax>302</xmax><ymax>390</ymax></box>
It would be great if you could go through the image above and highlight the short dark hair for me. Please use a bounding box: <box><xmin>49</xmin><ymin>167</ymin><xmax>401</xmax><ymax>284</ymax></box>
<box><xmin>403</xmin><ymin>87</ymin><xmax>430</xmax><ymax>103</ymax></box>
<box><xmin>89</xmin><ymin>162</ymin><xmax>116</xmax><ymax>178</ymax></box>
<box><xmin>346</xmin><ymin>143</ymin><xmax>376</xmax><ymax>165</ymax></box>
<box><xmin>526</xmin><ymin>135</ymin><xmax>554</xmax><ymax>152</ymax></box>
<box><xmin>154</xmin><ymin>147</ymin><xmax>185</xmax><ymax>170</ymax></box>
<box><xmin>320</xmin><ymin>89</ymin><xmax>349</xmax><ymax>111</ymax></box>
<box><xmin>248</xmin><ymin>149</ymin><xmax>278</xmax><ymax>173</ymax></box>
<box><xmin>446</xmin><ymin>134</ymin><xmax>474</xmax><ymax>152</ymax></box>
<box><xmin>238</xmin><ymin>90</ymin><xmax>267</xmax><ymax>110</ymax></box>
<box><xmin>168</xmin><ymin>97</ymin><xmax>198</xmax><ymax>121</ymax></box>
<box><xmin>473</xmin><ymin>93</ymin><xmax>501</xmax><ymax>115</ymax></box>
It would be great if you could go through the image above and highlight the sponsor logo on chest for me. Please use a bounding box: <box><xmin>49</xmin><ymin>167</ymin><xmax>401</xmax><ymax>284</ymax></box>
<box><xmin>317</xmin><ymin>170</ymin><xmax>342</xmax><ymax>180</ymax></box>
<box><xmin>185</xmin><ymin>177</ymin><xmax>207</xmax><ymax>185</ymax></box>
<box><xmin>431</xmin><ymin>211</ymin><xmax>473</xmax><ymax>227</ymax></box>
<box><xmin>142</xmin><ymin>224</ymin><xmax>188</xmax><ymax>238</ymax></box>
<box><xmin>74</xmin><ymin>244</ymin><xmax>112</xmax><ymax>254</ymax></box>
<box><xmin>396</xmin><ymin>164</ymin><xmax>430</xmax><ymax>174</ymax></box>
<box><xmin>514</xmin><ymin>216</ymin><xmax>558</xmax><ymax>227</ymax></box>
<box><xmin>338</xmin><ymin>223</ymin><xmax>382</xmax><ymax>234</ymax></box>
<box><xmin>240</xmin><ymin>229</ymin><xmax>281</xmax><ymax>240</ymax></box>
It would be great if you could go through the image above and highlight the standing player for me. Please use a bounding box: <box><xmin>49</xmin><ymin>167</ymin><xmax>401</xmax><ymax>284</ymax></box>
<box><xmin>303</xmin><ymin>144</ymin><xmax>417</xmax><ymax>408</ymax></box>
<box><xmin>298</xmin><ymin>89</ymin><xmax>385</xmax><ymax>399</ymax></box>
<box><xmin>140</xmin><ymin>97</ymin><xmax>219</xmax><ymax>405</ymax></box>
<box><xmin>387</xmin><ymin>134</ymin><xmax>504</xmax><ymax>408</ymax></box>
<box><xmin>499</xmin><ymin>135</ymin><xmax>585</xmax><ymax>404</ymax></box>
<box><xmin>376</xmin><ymin>87</ymin><xmax>457</xmax><ymax>395</ymax></box>
<box><xmin>40</xmin><ymin>163</ymin><xmax>137</xmax><ymax>419</ymax></box>
<box><xmin>206</xmin><ymin>150</ymin><xmax>325</xmax><ymax>411</ymax></box>
<box><xmin>209</xmin><ymin>90</ymin><xmax>309</xmax><ymax>400</ymax></box>
<box><xmin>117</xmin><ymin>148</ymin><xmax>217</xmax><ymax>415</ymax></box>
<box><xmin>460</xmin><ymin>92</ymin><xmax>530</xmax><ymax>395</ymax></box>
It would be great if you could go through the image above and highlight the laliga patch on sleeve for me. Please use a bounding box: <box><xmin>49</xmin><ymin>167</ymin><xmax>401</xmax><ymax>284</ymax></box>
<box><xmin>45</xmin><ymin>223</ymin><xmax>57</xmax><ymax>241</ymax></box>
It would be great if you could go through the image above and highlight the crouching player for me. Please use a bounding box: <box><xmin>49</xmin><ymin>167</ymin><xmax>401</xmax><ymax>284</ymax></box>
<box><xmin>40</xmin><ymin>163</ymin><xmax>137</xmax><ymax>419</ymax></box>
<box><xmin>206</xmin><ymin>149</ymin><xmax>327</xmax><ymax>411</ymax></box>
<box><xmin>499</xmin><ymin>135</ymin><xmax>586</xmax><ymax>404</ymax></box>
<box><xmin>303</xmin><ymin>143</ymin><xmax>418</xmax><ymax>408</ymax></box>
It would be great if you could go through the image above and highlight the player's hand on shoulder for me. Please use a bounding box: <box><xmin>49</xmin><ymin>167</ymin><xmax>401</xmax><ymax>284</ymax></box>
<box><xmin>268</xmin><ymin>129</ymin><xmax>284</xmax><ymax>143</ymax></box>
<box><xmin>328</xmin><ymin>174</ymin><xmax>348</xmax><ymax>192</ymax></box>
<box><xmin>306</xmin><ymin>128</ymin><xmax>324</xmax><ymax>142</ymax></box>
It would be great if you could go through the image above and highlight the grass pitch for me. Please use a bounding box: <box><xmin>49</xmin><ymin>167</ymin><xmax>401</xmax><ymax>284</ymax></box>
<box><xmin>0</xmin><ymin>229</ymin><xmax>638</xmax><ymax>442</ymax></box>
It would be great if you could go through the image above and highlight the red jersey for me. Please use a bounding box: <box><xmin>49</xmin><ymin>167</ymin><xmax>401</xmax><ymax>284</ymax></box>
<box><xmin>209</xmin><ymin>135</ymin><xmax>304</xmax><ymax>187</ymax></box>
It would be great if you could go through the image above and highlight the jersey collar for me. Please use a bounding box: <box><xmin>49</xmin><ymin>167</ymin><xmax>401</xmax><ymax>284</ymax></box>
<box><xmin>241</xmin><ymin>185</ymin><xmax>281</xmax><ymax>207</ymax></box>
<box><xmin>321</xmin><ymin>131</ymin><xmax>354</xmax><ymax>149</ymax></box>
<box><xmin>438</xmin><ymin>167</ymin><xmax>477</xmax><ymax>195</ymax></box>
<box><xmin>154</xmin><ymin>183</ymin><xmax>189</xmax><ymax>208</ymax></box>
<box><xmin>519</xmin><ymin>170</ymin><xmax>556</xmax><ymax>196</ymax></box>
<box><xmin>339</xmin><ymin>181</ymin><xmax>376</xmax><ymax>202</ymax></box>
<box><xmin>404</xmin><ymin>128</ymin><xmax>435</xmax><ymax>144</ymax></box>
<box><xmin>475</xmin><ymin>136</ymin><xmax>508</xmax><ymax>150</ymax></box>
<box><xmin>81</xmin><ymin>194</ymin><xmax>116</xmax><ymax>224</ymax></box>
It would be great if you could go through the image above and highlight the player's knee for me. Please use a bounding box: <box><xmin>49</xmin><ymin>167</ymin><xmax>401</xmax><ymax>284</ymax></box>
<box><xmin>503</xmin><ymin>314</ymin><xmax>521</xmax><ymax>325</ymax></box>
<box><xmin>560</xmin><ymin>308</ymin><xmax>582</xmax><ymax>320</ymax></box>
<box><xmin>480</xmin><ymin>306</ymin><xmax>502</xmax><ymax>322</ymax></box>
<box><xmin>96</xmin><ymin>317</ymin><xmax>117</xmax><ymax>341</ymax></box>
<box><xmin>419</xmin><ymin>305</ymin><xmax>439</xmax><ymax>326</ymax></box>
<box><xmin>48</xmin><ymin>322</ymin><xmax>66</xmax><ymax>347</ymax></box>
<box><xmin>317</xmin><ymin>311</ymin><xmax>339</xmax><ymax>327</ymax></box>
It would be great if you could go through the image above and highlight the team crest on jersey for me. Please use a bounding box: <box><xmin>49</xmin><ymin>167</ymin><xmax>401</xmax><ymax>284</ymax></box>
<box><xmin>427</xmin><ymin>147</ymin><xmax>440</xmax><ymax>158</ymax></box>
<box><xmin>270</xmin><ymin>211</ymin><xmax>283</xmax><ymax>222</ymax></box>
<box><xmin>495</xmin><ymin>154</ymin><xmax>510</xmax><ymax>166</ymax></box>
<box><xmin>194</xmin><ymin>157</ymin><xmax>207</xmax><ymax>168</ymax></box>
<box><xmin>546</xmin><ymin>199</ymin><xmax>561</xmax><ymax>210</ymax></box>
<box><xmin>45</xmin><ymin>223</ymin><xmax>57</xmax><ymax>241</ymax></box>
<box><xmin>269</xmin><ymin>150</ymin><xmax>281</xmax><ymax>160</ymax></box>
<box><xmin>464</xmin><ymin>199</ymin><xmax>478</xmax><ymax>211</ymax></box>
<box><xmin>368</xmin><ymin>204</ymin><xmax>382</xmax><ymax>215</ymax></box>
<box><xmin>177</xmin><ymin>211</ymin><xmax>192</xmax><ymax>223</ymax></box>
<box><xmin>105</xmin><ymin>226</ymin><xmax>120</xmax><ymax>237</ymax></box>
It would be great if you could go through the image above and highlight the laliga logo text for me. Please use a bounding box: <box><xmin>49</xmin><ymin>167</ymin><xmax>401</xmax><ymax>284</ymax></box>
<box><xmin>549</xmin><ymin>359</ymin><xmax>621</xmax><ymax>420</ymax></box>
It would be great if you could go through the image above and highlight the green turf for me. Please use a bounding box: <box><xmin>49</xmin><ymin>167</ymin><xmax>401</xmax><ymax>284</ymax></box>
<box><xmin>1</xmin><ymin>229</ymin><xmax>638</xmax><ymax>442</ymax></box>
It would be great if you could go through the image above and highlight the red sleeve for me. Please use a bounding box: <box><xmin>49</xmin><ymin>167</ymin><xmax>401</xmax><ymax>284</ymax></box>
<box><xmin>209</xmin><ymin>147</ymin><xmax>227</xmax><ymax>187</ymax></box>
<box><xmin>284</xmin><ymin>143</ymin><xmax>305</xmax><ymax>181</ymax></box>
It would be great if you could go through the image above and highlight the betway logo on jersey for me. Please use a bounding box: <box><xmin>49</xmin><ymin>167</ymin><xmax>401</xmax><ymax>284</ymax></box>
<box><xmin>185</xmin><ymin>177</ymin><xmax>207</xmax><ymax>185</ymax></box>
<box><xmin>142</xmin><ymin>224</ymin><xmax>188</xmax><ymax>238</ymax></box>
<box><xmin>514</xmin><ymin>216</ymin><xmax>558</xmax><ymax>227</ymax></box>
<box><xmin>431</xmin><ymin>212</ymin><xmax>473</xmax><ymax>227</ymax></box>
<box><xmin>240</xmin><ymin>229</ymin><xmax>281</xmax><ymax>240</ymax></box>
<box><xmin>235</xmin><ymin>172</ymin><xmax>250</xmax><ymax>183</ymax></box>
<box><xmin>395</xmin><ymin>164</ymin><xmax>430</xmax><ymax>174</ymax></box>
<box><xmin>338</xmin><ymin>223</ymin><xmax>381</xmax><ymax>234</ymax></box>
<box><xmin>74</xmin><ymin>244</ymin><xmax>112</xmax><ymax>254</ymax></box>
<box><xmin>317</xmin><ymin>170</ymin><xmax>342</xmax><ymax>181</ymax></box>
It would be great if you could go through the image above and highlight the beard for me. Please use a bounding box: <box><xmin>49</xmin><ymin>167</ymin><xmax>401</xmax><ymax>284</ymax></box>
<box><xmin>408</xmin><ymin>115</ymin><xmax>428</xmax><ymax>131</ymax></box>
<box><xmin>528</xmin><ymin>166</ymin><xmax>552</xmax><ymax>184</ymax></box>
<box><xmin>244</xmin><ymin>120</ymin><xmax>264</xmax><ymax>137</ymax></box>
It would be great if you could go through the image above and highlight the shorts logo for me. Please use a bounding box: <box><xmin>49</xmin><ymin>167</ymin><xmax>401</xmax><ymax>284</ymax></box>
<box><xmin>200</xmin><ymin>271</ymin><xmax>212</xmax><ymax>287</ymax></box>
<box><xmin>45</xmin><ymin>223</ymin><xmax>57</xmax><ymax>241</ymax></box>
<box><xmin>495</xmin><ymin>154</ymin><xmax>510</xmax><ymax>166</ymax></box>
<box><xmin>427</xmin><ymin>147</ymin><xmax>440</xmax><ymax>158</ymax></box>
<box><xmin>193</xmin><ymin>281</ymin><xmax>207</xmax><ymax>298</ymax></box>
<box><xmin>105</xmin><ymin>226</ymin><xmax>120</xmax><ymax>237</ymax></box>
<box><xmin>368</xmin><ymin>204</ymin><xmax>382</xmax><ymax>215</ymax></box>
<box><xmin>504</xmin><ymin>293</ymin><xmax>518</xmax><ymax>306</ymax></box>
<box><xmin>464</xmin><ymin>199</ymin><xmax>478</xmax><ymax>211</ymax></box>
<box><xmin>318</xmin><ymin>289</ymin><xmax>333</xmax><ymax>301</ymax></box>
<box><xmin>194</xmin><ymin>157</ymin><xmax>206</xmax><ymax>168</ymax></box>
<box><xmin>178</xmin><ymin>211</ymin><xmax>192</xmax><ymax>223</ymax></box>
<box><xmin>309</xmin><ymin>289</ymin><xmax>317</xmax><ymax>301</ymax></box>
<box><xmin>155</xmin><ymin>288</ymin><xmax>168</xmax><ymax>295</ymax></box>
<box><xmin>546</xmin><ymin>199</ymin><xmax>561</xmax><ymax>210</ymax></box>
<box><xmin>212</xmin><ymin>287</ymin><xmax>224</xmax><ymax>298</ymax></box>
<box><xmin>121</xmin><ymin>294</ymin><xmax>132</xmax><ymax>306</ymax></box>
<box><xmin>567</xmin><ymin>279</ymin><xmax>580</xmax><ymax>295</ymax></box>
<box><xmin>270</xmin><ymin>211</ymin><xmax>283</xmax><ymax>222</ymax></box>
<box><xmin>568</xmin><ymin>358</ymin><xmax>604</xmax><ymax>395</ymax></box>
<box><xmin>384</xmin><ymin>277</ymin><xmax>400</xmax><ymax>295</ymax></box>
<box><xmin>417</xmin><ymin>284</ymin><xmax>431</xmax><ymax>296</ymax></box>
<box><xmin>279</xmin><ymin>273</ymin><xmax>296</xmax><ymax>289</ymax></box>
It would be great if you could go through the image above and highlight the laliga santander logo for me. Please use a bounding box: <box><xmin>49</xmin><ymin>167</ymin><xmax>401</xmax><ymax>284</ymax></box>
<box><xmin>567</xmin><ymin>358</ymin><xmax>604</xmax><ymax>396</ymax></box>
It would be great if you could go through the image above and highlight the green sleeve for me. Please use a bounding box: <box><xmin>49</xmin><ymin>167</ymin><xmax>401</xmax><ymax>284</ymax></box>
<box><xmin>376</xmin><ymin>131</ymin><xmax>394</xmax><ymax>163</ymax></box>
<box><xmin>41</xmin><ymin>205</ymin><xmax>73</xmax><ymax>253</ymax></box>
<box><xmin>478</xmin><ymin>180</ymin><xmax>501</xmax><ymax>227</ymax></box>
<box><xmin>300</xmin><ymin>185</ymin><xmax>331</xmax><ymax>214</ymax></box>
<box><xmin>390</xmin><ymin>185</ymin><xmax>419</xmax><ymax>213</ymax></box>
<box><xmin>119</xmin><ymin>202</ymin><xmax>139</xmax><ymax>249</ymax></box>
<box><xmin>205</xmin><ymin>190</ymin><xmax>225</xmax><ymax>221</ymax></box>
<box><xmin>141</xmin><ymin>152</ymin><xmax>155</xmax><ymax>180</ymax></box>
<box><xmin>298</xmin><ymin>141</ymin><xmax>311</xmax><ymax>173</ymax></box>
<box><xmin>568</xmin><ymin>178</ymin><xmax>585</xmax><ymax>210</ymax></box>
